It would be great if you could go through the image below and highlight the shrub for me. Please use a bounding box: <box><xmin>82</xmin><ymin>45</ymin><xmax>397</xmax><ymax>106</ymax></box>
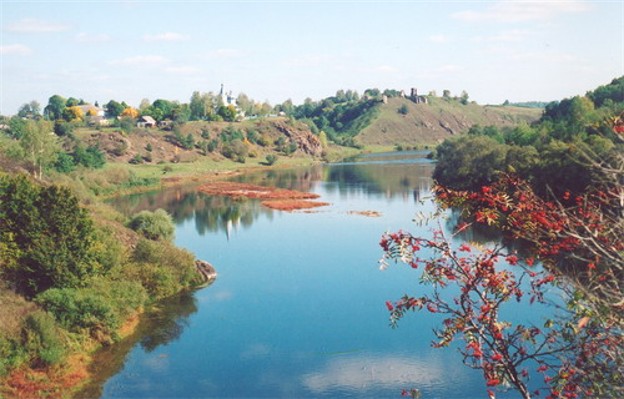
<box><xmin>0</xmin><ymin>335</ymin><xmax>26</xmax><ymax>376</ymax></box>
<box><xmin>265</xmin><ymin>154</ymin><xmax>278</xmax><ymax>166</ymax></box>
<box><xmin>128</xmin><ymin>209</ymin><xmax>175</xmax><ymax>241</ymax></box>
<box><xmin>54</xmin><ymin>151</ymin><xmax>76</xmax><ymax>173</ymax></box>
<box><xmin>23</xmin><ymin>311</ymin><xmax>66</xmax><ymax>367</ymax></box>
<box><xmin>128</xmin><ymin>239</ymin><xmax>197</xmax><ymax>299</ymax></box>
<box><xmin>36</xmin><ymin>279</ymin><xmax>147</xmax><ymax>342</ymax></box>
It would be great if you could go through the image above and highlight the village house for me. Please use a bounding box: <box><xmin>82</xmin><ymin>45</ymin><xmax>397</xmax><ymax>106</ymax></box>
<box><xmin>137</xmin><ymin>115</ymin><xmax>157</xmax><ymax>128</ymax></box>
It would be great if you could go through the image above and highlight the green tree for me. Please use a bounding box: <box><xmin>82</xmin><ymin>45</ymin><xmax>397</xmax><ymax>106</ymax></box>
<box><xmin>398</xmin><ymin>104</ymin><xmax>409</xmax><ymax>115</ymax></box>
<box><xmin>460</xmin><ymin>90</ymin><xmax>469</xmax><ymax>105</ymax></box>
<box><xmin>17</xmin><ymin>101</ymin><xmax>41</xmax><ymax>119</ymax></box>
<box><xmin>189</xmin><ymin>91</ymin><xmax>205</xmax><ymax>120</ymax></box>
<box><xmin>53</xmin><ymin>151</ymin><xmax>76</xmax><ymax>173</ymax></box>
<box><xmin>433</xmin><ymin>135</ymin><xmax>508</xmax><ymax>189</ymax></box>
<box><xmin>0</xmin><ymin>176</ymin><xmax>99</xmax><ymax>296</ymax></box>
<box><xmin>128</xmin><ymin>209</ymin><xmax>175</xmax><ymax>241</ymax></box>
<box><xmin>19</xmin><ymin>120</ymin><xmax>59</xmax><ymax>179</ymax></box>
<box><xmin>43</xmin><ymin>95</ymin><xmax>66</xmax><ymax>120</ymax></box>
<box><xmin>105</xmin><ymin>100</ymin><xmax>126</xmax><ymax>118</ymax></box>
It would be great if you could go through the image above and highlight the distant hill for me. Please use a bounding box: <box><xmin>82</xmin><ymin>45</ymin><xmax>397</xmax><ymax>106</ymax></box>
<box><xmin>355</xmin><ymin>97</ymin><xmax>542</xmax><ymax>147</ymax></box>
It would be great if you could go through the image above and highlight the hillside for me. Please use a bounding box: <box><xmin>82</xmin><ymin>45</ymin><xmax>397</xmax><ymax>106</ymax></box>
<box><xmin>355</xmin><ymin>97</ymin><xmax>542</xmax><ymax>147</ymax></box>
<box><xmin>77</xmin><ymin>117</ymin><xmax>324</xmax><ymax>166</ymax></box>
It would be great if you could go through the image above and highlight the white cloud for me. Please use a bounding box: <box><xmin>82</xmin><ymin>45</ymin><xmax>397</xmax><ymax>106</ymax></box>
<box><xmin>302</xmin><ymin>355</ymin><xmax>450</xmax><ymax>393</ymax></box>
<box><xmin>437</xmin><ymin>64</ymin><xmax>463</xmax><ymax>73</ymax></box>
<box><xmin>143</xmin><ymin>32</ymin><xmax>190</xmax><ymax>42</ymax></box>
<box><xmin>0</xmin><ymin>44</ymin><xmax>32</xmax><ymax>56</ymax></box>
<box><xmin>474</xmin><ymin>29</ymin><xmax>533</xmax><ymax>43</ymax></box>
<box><xmin>165</xmin><ymin>66</ymin><xmax>200</xmax><ymax>75</ymax></box>
<box><xmin>75</xmin><ymin>32</ymin><xmax>111</xmax><ymax>43</ymax></box>
<box><xmin>283</xmin><ymin>54</ymin><xmax>328</xmax><ymax>68</ymax></box>
<box><xmin>510</xmin><ymin>51</ymin><xmax>577</xmax><ymax>63</ymax></box>
<box><xmin>429</xmin><ymin>34</ymin><xmax>450</xmax><ymax>44</ymax></box>
<box><xmin>375</xmin><ymin>65</ymin><xmax>398</xmax><ymax>73</ymax></box>
<box><xmin>109</xmin><ymin>55</ymin><xmax>169</xmax><ymax>66</ymax></box>
<box><xmin>453</xmin><ymin>1</ymin><xmax>590</xmax><ymax>23</ymax></box>
<box><xmin>6</xmin><ymin>18</ymin><xmax>70</xmax><ymax>33</ymax></box>
<box><xmin>208</xmin><ymin>48</ymin><xmax>243</xmax><ymax>59</ymax></box>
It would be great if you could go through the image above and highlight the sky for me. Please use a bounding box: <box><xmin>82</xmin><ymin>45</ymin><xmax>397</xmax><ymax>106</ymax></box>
<box><xmin>1</xmin><ymin>0</ymin><xmax>623</xmax><ymax>115</ymax></box>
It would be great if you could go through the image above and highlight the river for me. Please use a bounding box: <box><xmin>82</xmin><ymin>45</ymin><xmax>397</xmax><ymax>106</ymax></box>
<box><xmin>82</xmin><ymin>151</ymin><xmax>545</xmax><ymax>398</ymax></box>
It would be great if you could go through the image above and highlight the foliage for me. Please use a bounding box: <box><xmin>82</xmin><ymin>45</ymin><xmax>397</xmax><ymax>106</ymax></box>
<box><xmin>265</xmin><ymin>154</ymin><xmax>278</xmax><ymax>166</ymax></box>
<box><xmin>0</xmin><ymin>175</ymin><xmax>99</xmax><ymax>297</ymax></box>
<box><xmin>22</xmin><ymin>310</ymin><xmax>66</xmax><ymax>367</ymax></box>
<box><xmin>62</xmin><ymin>106</ymin><xmax>84</xmax><ymax>122</ymax></box>
<box><xmin>382</xmin><ymin>174</ymin><xmax>623</xmax><ymax>398</ymax></box>
<box><xmin>398</xmin><ymin>104</ymin><xmax>409</xmax><ymax>115</ymax></box>
<box><xmin>73</xmin><ymin>144</ymin><xmax>106</xmax><ymax>169</ymax></box>
<box><xmin>6</xmin><ymin>116</ymin><xmax>27</xmax><ymax>139</ymax></box>
<box><xmin>433</xmin><ymin>135</ymin><xmax>508</xmax><ymax>189</ymax></box>
<box><xmin>17</xmin><ymin>101</ymin><xmax>41</xmax><ymax>119</ymax></box>
<box><xmin>36</xmin><ymin>279</ymin><xmax>147</xmax><ymax>342</ymax></box>
<box><xmin>128</xmin><ymin>208</ymin><xmax>175</xmax><ymax>241</ymax></box>
<box><xmin>19</xmin><ymin>119</ymin><xmax>59</xmax><ymax>179</ymax></box>
<box><xmin>291</xmin><ymin>94</ymin><xmax>380</xmax><ymax>144</ymax></box>
<box><xmin>53</xmin><ymin>119</ymin><xmax>74</xmax><ymax>137</ymax></box>
<box><xmin>43</xmin><ymin>95</ymin><xmax>66</xmax><ymax>120</ymax></box>
<box><xmin>125</xmin><ymin>238</ymin><xmax>197</xmax><ymax>299</ymax></box>
<box><xmin>53</xmin><ymin>151</ymin><xmax>75</xmax><ymax>173</ymax></box>
<box><xmin>221</xmin><ymin>139</ymin><xmax>248</xmax><ymax>162</ymax></box>
<box><xmin>434</xmin><ymin>78</ymin><xmax>624</xmax><ymax>196</ymax></box>
<box><xmin>120</xmin><ymin>107</ymin><xmax>139</xmax><ymax>119</ymax></box>
<box><xmin>105</xmin><ymin>100</ymin><xmax>127</xmax><ymax>118</ymax></box>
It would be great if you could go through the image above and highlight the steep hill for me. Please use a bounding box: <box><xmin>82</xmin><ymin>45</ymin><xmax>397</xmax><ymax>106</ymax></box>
<box><xmin>355</xmin><ymin>97</ymin><xmax>542</xmax><ymax>147</ymax></box>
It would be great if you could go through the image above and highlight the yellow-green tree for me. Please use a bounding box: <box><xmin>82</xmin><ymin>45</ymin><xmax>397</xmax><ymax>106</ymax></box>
<box><xmin>62</xmin><ymin>106</ymin><xmax>84</xmax><ymax>122</ymax></box>
<box><xmin>121</xmin><ymin>107</ymin><xmax>139</xmax><ymax>119</ymax></box>
<box><xmin>19</xmin><ymin>120</ymin><xmax>59</xmax><ymax>179</ymax></box>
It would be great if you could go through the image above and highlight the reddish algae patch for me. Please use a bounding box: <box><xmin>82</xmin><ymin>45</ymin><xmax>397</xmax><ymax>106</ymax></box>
<box><xmin>261</xmin><ymin>199</ymin><xmax>330</xmax><ymax>211</ymax></box>
<box><xmin>197</xmin><ymin>181</ymin><xmax>327</xmax><ymax>212</ymax></box>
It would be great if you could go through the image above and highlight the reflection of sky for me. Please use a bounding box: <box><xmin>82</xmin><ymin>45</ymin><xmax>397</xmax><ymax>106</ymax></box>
<box><xmin>302</xmin><ymin>354</ymin><xmax>459</xmax><ymax>394</ymax></box>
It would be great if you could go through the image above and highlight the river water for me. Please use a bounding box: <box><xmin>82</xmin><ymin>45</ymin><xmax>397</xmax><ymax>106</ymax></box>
<box><xmin>86</xmin><ymin>151</ymin><xmax>546</xmax><ymax>398</ymax></box>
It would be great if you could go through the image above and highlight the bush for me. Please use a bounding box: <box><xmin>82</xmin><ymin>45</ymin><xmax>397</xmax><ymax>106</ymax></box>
<box><xmin>36</xmin><ymin>279</ymin><xmax>147</xmax><ymax>342</ymax></box>
<box><xmin>0</xmin><ymin>335</ymin><xmax>26</xmax><ymax>376</ymax></box>
<box><xmin>127</xmin><ymin>239</ymin><xmax>197</xmax><ymax>299</ymax></box>
<box><xmin>128</xmin><ymin>209</ymin><xmax>175</xmax><ymax>241</ymax></box>
<box><xmin>23</xmin><ymin>311</ymin><xmax>66</xmax><ymax>367</ymax></box>
<box><xmin>265</xmin><ymin>154</ymin><xmax>278</xmax><ymax>165</ymax></box>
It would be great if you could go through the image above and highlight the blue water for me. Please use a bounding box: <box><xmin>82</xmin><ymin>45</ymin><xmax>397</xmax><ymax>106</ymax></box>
<box><xmin>99</xmin><ymin>152</ymin><xmax>547</xmax><ymax>398</ymax></box>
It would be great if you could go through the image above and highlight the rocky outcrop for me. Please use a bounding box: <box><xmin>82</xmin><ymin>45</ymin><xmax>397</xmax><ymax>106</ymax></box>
<box><xmin>274</xmin><ymin>122</ymin><xmax>323</xmax><ymax>157</ymax></box>
<box><xmin>195</xmin><ymin>260</ymin><xmax>217</xmax><ymax>287</ymax></box>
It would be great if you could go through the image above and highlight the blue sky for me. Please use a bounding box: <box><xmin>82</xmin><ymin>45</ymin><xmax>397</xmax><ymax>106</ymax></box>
<box><xmin>1</xmin><ymin>0</ymin><xmax>623</xmax><ymax>115</ymax></box>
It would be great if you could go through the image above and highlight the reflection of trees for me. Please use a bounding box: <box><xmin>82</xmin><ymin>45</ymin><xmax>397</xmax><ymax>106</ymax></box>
<box><xmin>74</xmin><ymin>291</ymin><xmax>200</xmax><ymax>398</ymax></box>
<box><xmin>327</xmin><ymin>162</ymin><xmax>434</xmax><ymax>200</ymax></box>
<box><xmin>108</xmin><ymin>153</ymin><xmax>436</xmax><ymax>236</ymax></box>
<box><xmin>140</xmin><ymin>291</ymin><xmax>198</xmax><ymax>352</ymax></box>
<box><xmin>109</xmin><ymin>188</ymin><xmax>270</xmax><ymax>237</ymax></box>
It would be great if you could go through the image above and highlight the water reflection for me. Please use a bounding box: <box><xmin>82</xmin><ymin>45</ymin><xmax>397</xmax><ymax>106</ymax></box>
<box><xmin>109</xmin><ymin>152</ymin><xmax>435</xmax><ymax>239</ymax></box>
<box><xmin>301</xmin><ymin>354</ymin><xmax>465</xmax><ymax>395</ymax></box>
<box><xmin>74</xmin><ymin>292</ymin><xmax>199</xmax><ymax>399</ymax></box>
